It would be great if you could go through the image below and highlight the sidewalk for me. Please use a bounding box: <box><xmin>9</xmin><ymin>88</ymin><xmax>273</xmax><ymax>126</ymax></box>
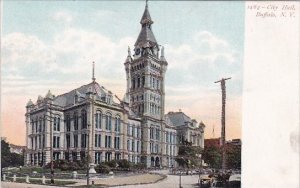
<box><xmin>1</xmin><ymin>173</ymin><xmax>166</xmax><ymax>188</ymax></box>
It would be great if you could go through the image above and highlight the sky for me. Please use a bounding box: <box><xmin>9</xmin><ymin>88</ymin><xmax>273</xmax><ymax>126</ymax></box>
<box><xmin>1</xmin><ymin>0</ymin><xmax>245</xmax><ymax>145</ymax></box>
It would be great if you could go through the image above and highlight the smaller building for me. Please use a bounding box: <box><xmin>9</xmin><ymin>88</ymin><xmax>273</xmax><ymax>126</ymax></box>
<box><xmin>9</xmin><ymin>144</ymin><xmax>26</xmax><ymax>155</ymax></box>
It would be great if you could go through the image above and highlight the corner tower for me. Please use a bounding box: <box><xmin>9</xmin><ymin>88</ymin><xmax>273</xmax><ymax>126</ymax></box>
<box><xmin>124</xmin><ymin>1</ymin><xmax>168</xmax><ymax>167</ymax></box>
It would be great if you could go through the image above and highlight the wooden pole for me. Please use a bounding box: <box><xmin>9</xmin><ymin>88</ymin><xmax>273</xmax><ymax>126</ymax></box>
<box><xmin>215</xmin><ymin>77</ymin><xmax>231</xmax><ymax>171</ymax></box>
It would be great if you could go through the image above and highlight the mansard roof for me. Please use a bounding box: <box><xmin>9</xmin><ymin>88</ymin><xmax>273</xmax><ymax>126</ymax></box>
<box><xmin>166</xmin><ymin>111</ymin><xmax>193</xmax><ymax>126</ymax></box>
<box><xmin>165</xmin><ymin>111</ymin><xmax>203</xmax><ymax>129</ymax></box>
<box><xmin>53</xmin><ymin>82</ymin><xmax>115</xmax><ymax>107</ymax></box>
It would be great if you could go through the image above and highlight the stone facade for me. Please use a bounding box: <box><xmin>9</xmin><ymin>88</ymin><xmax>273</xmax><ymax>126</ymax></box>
<box><xmin>25</xmin><ymin>2</ymin><xmax>205</xmax><ymax>168</ymax></box>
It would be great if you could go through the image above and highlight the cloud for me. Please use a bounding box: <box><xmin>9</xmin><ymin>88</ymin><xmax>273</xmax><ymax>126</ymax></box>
<box><xmin>2</xmin><ymin>29</ymin><xmax>135</xmax><ymax>97</ymax></box>
<box><xmin>52</xmin><ymin>11</ymin><xmax>73</xmax><ymax>23</ymax></box>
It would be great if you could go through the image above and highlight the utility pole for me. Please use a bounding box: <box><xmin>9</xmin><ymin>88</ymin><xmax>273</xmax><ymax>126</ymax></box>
<box><xmin>214</xmin><ymin>77</ymin><xmax>231</xmax><ymax>171</ymax></box>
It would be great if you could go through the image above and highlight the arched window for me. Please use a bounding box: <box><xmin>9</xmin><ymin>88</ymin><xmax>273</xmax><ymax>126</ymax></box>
<box><xmin>115</xmin><ymin>115</ymin><xmax>121</xmax><ymax>132</ymax></box>
<box><xmin>95</xmin><ymin>111</ymin><xmax>102</xmax><ymax>129</ymax></box>
<box><xmin>81</xmin><ymin>110</ymin><xmax>87</xmax><ymax>129</ymax></box>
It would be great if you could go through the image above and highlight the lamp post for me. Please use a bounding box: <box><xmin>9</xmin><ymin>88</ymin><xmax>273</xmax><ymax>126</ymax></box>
<box><xmin>179</xmin><ymin>170</ymin><xmax>182</xmax><ymax>188</ymax></box>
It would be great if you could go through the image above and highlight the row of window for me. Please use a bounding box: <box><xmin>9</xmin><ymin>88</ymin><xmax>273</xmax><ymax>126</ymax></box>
<box><xmin>131</xmin><ymin>76</ymin><xmax>160</xmax><ymax>90</ymax></box>
<box><xmin>127</xmin><ymin>140</ymin><xmax>140</xmax><ymax>153</ymax></box>
<box><xmin>150</xmin><ymin>142</ymin><xmax>159</xmax><ymax>154</ymax></box>
<box><xmin>131</xmin><ymin>76</ymin><xmax>145</xmax><ymax>89</ymax></box>
<box><xmin>55</xmin><ymin>134</ymin><xmax>122</xmax><ymax>149</ymax></box>
<box><xmin>150</xmin><ymin>103</ymin><xmax>161</xmax><ymax>115</ymax></box>
<box><xmin>127</xmin><ymin>125</ymin><xmax>141</xmax><ymax>138</ymax></box>
<box><xmin>30</xmin><ymin>135</ymin><xmax>45</xmax><ymax>149</ymax></box>
<box><xmin>165</xmin><ymin>132</ymin><xmax>176</xmax><ymax>144</ymax></box>
<box><xmin>150</xmin><ymin>127</ymin><xmax>160</xmax><ymax>140</ymax></box>
<box><xmin>95</xmin><ymin>152</ymin><xmax>121</xmax><ymax>164</ymax></box>
<box><xmin>31</xmin><ymin>118</ymin><xmax>46</xmax><ymax>134</ymax></box>
<box><xmin>166</xmin><ymin>145</ymin><xmax>176</xmax><ymax>156</ymax></box>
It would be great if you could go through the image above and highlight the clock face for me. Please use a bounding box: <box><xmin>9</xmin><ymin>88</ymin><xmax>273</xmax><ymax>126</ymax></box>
<box><xmin>135</xmin><ymin>48</ymin><xmax>140</xmax><ymax>55</ymax></box>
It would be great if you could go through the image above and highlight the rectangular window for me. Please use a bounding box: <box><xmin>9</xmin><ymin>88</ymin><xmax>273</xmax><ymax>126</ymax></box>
<box><xmin>132</xmin><ymin>140</ymin><xmax>135</xmax><ymax>152</ymax></box>
<box><xmin>74</xmin><ymin>134</ymin><xmax>78</xmax><ymax>148</ymax></box>
<box><xmin>39</xmin><ymin>120</ymin><xmax>42</xmax><ymax>132</ymax></box>
<box><xmin>156</xmin><ymin>128</ymin><xmax>160</xmax><ymax>140</ymax></box>
<box><xmin>150</xmin><ymin>127</ymin><xmax>154</xmax><ymax>139</ymax></box>
<box><xmin>74</xmin><ymin>114</ymin><xmax>78</xmax><ymax>130</ymax></box>
<box><xmin>105</xmin><ymin>115</ymin><xmax>112</xmax><ymax>130</ymax></box>
<box><xmin>95</xmin><ymin>152</ymin><xmax>102</xmax><ymax>164</ymax></box>
<box><xmin>127</xmin><ymin>140</ymin><xmax>130</xmax><ymax>151</ymax></box>
<box><xmin>81</xmin><ymin>134</ymin><xmax>87</xmax><ymax>148</ymax></box>
<box><xmin>81</xmin><ymin>111</ymin><xmax>87</xmax><ymax>129</ymax></box>
<box><xmin>66</xmin><ymin>115</ymin><xmax>71</xmax><ymax>132</ymax></box>
<box><xmin>38</xmin><ymin>136</ymin><xmax>41</xmax><ymax>149</ymax></box>
<box><xmin>95</xmin><ymin>134</ymin><xmax>101</xmax><ymax>148</ymax></box>
<box><xmin>43</xmin><ymin>119</ymin><xmax>46</xmax><ymax>133</ymax></box>
<box><xmin>95</xmin><ymin>112</ymin><xmax>102</xmax><ymax>129</ymax></box>
<box><xmin>105</xmin><ymin>135</ymin><xmax>111</xmax><ymax>148</ymax></box>
<box><xmin>142</xmin><ymin>76</ymin><xmax>145</xmax><ymax>86</ymax></box>
<box><xmin>42</xmin><ymin>135</ymin><xmax>45</xmax><ymax>148</ymax></box>
<box><xmin>114</xmin><ymin>137</ymin><xmax>120</xmax><ymax>149</ymax></box>
<box><xmin>115</xmin><ymin>118</ymin><xmax>121</xmax><ymax>132</ymax></box>
<box><xmin>150</xmin><ymin>142</ymin><xmax>153</xmax><ymax>153</ymax></box>
<box><xmin>53</xmin><ymin>136</ymin><xmax>60</xmax><ymax>148</ymax></box>
<box><xmin>53</xmin><ymin>117</ymin><xmax>56</xmax><ymax>131</ymax></box>
<box><xmin>57</xmin><ymin>117</ymin><xmax>60</xmax><ymax>131</ymax></box>
<box><xmin>127</xmin><ymin>124</ymin><xmax>131</xmax><ymax>136</ymax></box>
<box><xmin>132</xmin><ymin>126</ymin><xmax>135</xmax><ymax>137</ymax></box>
<box><xmin>137</xmin><ymin>128</ymin><xmax>140</xmax><ymax>138</ymax></box>
<box><xmin>66</xmin><ymin>134</ymin><xmax>70</xmax><ymax>148</ymax></box>
<box><xmin>137</xmin><ymin>141</ymin><xmax>140</xmax><ymax>153</ymax></box>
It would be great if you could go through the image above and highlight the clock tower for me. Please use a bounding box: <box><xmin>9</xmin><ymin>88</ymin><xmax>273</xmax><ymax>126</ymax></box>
<box><xmin>124</xmin><ymin>1</ymin><xmax>168</xmax><ymax>167</ymax></box>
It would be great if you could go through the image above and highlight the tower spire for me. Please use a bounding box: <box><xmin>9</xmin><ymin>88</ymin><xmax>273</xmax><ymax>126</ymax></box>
<box><xmin>135</xmin><ymin>0</ymin><xmax>157</xmax><ymax>48</ymax></box>
<box><xmin>128</xmin><ymin>46</ymin><xmax>131</xmax><ymax>57</ymax></box>
<box><xmin>92</xmin><ymin>61</ymin><xmax>96</xmax><ymax>82</ymax></box>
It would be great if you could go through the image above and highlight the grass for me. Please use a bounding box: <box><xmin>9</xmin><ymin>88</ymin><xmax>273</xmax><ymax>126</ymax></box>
<box><xmin>6</xmin><ymin>177</ymin><xmax>77</xmax><ymax>186</ymax></box>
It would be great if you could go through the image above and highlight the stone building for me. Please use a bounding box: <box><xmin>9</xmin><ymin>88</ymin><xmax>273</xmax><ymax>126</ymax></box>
<box><xmin>25</xmin><ymin>1</ymin><xmax>205</xmax><ymax>168</ymax></box>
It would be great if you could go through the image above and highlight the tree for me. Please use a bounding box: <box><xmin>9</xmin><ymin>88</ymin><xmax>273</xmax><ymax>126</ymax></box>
<box><xmin>225</xmin><ymin>145</ymin><xmax>241</xmax><ymax>169</ymax></box>
<box><xmin>202</xmin><ymin>145</ymin><xmax>222</xmax><ymax>169</ymax></box>
<box><xmin>175</xmin><ymin>139</ymin><xmax>202</xmax><ymax>168</ymax></box>
<box><xmin>1</xmin><ymin>140</ymin><xmax>24</xmax><ymax>168</ymax></box>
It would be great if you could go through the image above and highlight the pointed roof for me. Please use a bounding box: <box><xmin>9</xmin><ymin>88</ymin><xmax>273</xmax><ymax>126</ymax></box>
<box><xmin>160</xmin><ymin>46</ymin><xmax>167</xmax><ymax>61</ymax></box>
<box><xmin>125</xmin><ymin>46</ymin><xmax>132</xmax><ymax>63</ymax></box>
<box><xmin>45</xmin><ymin>90</ymin><xmax>54</xmax><ymax>99</ymax></box>
<box><xmin>37</xmin><ymin>95</ymin><xmax>44</xmax><ymax>103</ymax></box>
<box><xmin>26</xmin><ymin>99</ymin><xmax>34</xmax><ymax>107</ymax></box>
<box><xmin>135</xmin><ymin>1</ymin><xmax>157</xmax><ymax>48</ymax></box>
<box><xmin>140</xmin><ymin>1</ymin><xmax>153</xmax><ymax>25</ymax></box>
